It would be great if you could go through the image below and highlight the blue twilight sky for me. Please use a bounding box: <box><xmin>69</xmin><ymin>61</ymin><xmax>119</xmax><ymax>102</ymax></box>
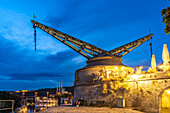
<box><xmin>0</xmin><ymin>0</ymin><xmax>169</xmax><ymax>91</ymax></box>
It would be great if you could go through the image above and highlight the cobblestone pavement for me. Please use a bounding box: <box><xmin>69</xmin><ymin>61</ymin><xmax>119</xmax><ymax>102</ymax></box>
<box><xmin>39</xmin><ymin>104</ymin><xmax>144</xmax><ymax>113</ymax></box>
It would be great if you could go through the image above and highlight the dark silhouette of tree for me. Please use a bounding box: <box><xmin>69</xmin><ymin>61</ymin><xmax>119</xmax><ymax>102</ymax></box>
<box><xmin>161</xmin><ymin>6</ymin><xmax>170</xmax><ymax>34</ymax></box>
<box><xmin>0</xmin><ymin>91</ymin><xmax>21</xmax><ymax>113</ymax></box>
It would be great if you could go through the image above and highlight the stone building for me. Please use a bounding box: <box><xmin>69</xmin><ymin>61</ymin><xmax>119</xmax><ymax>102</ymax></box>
<box><xmin>74</xmin><ymin>56</ymin><xmax>170</xmax><ymax>113</ymax></box>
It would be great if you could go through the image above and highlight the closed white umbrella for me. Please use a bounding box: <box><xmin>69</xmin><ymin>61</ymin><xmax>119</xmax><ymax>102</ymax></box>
<box><xmin>162</xmin><ymin>44</ymin><xmax>169</xmax><ymax>66</ymax></box>
<box><xmin>151</xmin><ymin>54</ymin><xmax>156</xmax><ymax>69</ymax></box>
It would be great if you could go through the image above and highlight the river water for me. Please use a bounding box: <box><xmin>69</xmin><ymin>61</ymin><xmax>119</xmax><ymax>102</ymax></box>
<box><xmin>27</xmin><ymin>106</ymin><xmax>35</xmax><ymax>113</ymax></box>
<box><xmin>12</xmin><ymin>105</ymin><xmax>35</xmax><ymax>113</ymax></box>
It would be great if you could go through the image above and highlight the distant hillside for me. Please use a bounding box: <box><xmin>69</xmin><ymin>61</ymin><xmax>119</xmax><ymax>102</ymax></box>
<box><xmin>36</xmin><ymin>86</ymin><xmax>74</xmax><ymax>95</ymax></box>
<box><xmin>14</xmin><ymin>86</ymin><xmax>74</xmax><ymax>97</ymax></box>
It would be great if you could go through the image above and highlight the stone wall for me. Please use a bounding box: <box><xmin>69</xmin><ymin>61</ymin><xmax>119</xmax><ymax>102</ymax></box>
<box><xmin>74</xmin><ymin>66</ymin><xmax>170</xmax><ymax>113</ymax></box>
<box><xmin>127</xmin><ymin>78</ymin><xmax>170</xmax><ymax>113</ymax></box>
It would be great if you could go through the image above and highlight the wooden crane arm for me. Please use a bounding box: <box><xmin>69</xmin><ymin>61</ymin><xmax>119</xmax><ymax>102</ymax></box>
<box><xmin>31</xmin><ymin>20</ymin><xmax>108</xmax><ymax>59</ymax></box>
<box><xmin>108</xmin><ymin>34</ymin><xmax>153</xmax><ymax>57</ymax></box>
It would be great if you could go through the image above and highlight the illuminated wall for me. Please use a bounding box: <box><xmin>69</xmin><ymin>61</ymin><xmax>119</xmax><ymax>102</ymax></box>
<box><xmin>162</xmin><ymin>89</ymin><xmax>170</xmax><ymax>108</ymax></box>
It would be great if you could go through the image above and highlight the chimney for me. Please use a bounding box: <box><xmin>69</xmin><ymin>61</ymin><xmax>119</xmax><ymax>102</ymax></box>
<box><xmin>59</xmin><ymin>81</ymin><xmax>60</xmax><ymax>93</ymax></box>
<box><xmin>56</xmin><ymin>81</ymin><xmax>58</xmax><ymax>94</ymax></box>
<box><xmin>61</xmin><ymin>81</ymin><xmax>63</xmax><ymax>94</ymax></box>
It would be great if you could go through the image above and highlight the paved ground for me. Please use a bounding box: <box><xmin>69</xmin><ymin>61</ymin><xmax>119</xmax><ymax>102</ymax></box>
<box><xmin>162</xmin><ymin>107</ymin><xmax>170</xmax><ymax>113</ymax></box>
<box><xmin>39</xmin><ymin>104</ymin><xmax>144</xmax><ymax>113</ymax></box>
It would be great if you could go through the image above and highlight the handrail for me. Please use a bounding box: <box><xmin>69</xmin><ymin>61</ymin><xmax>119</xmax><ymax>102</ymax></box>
<box><xmin>0</xmin><ymin>100</ymin><xmax>15</xmax><ymax>113</ymax></box>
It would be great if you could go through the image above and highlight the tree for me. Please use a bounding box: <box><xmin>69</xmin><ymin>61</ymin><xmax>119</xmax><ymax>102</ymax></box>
<box><xmin>161</xmin><ymin>6</ymin><xmax>170</xmax><ymax>34</ymax></box>
<box><xmin>0</xmin><ymin>91</ymin><xmax>21</xmax><ymax>112</ymax></box>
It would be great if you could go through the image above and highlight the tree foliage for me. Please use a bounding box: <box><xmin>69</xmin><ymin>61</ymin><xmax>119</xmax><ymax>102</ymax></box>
<box><xmin>0</xmin><ymin>91</ymin><xmax>21</xmax><ymax>110</ymax></box>
<box><xmin>161</xmin><ymin>6</ymin><xmax>170</xmax><ymax>34</ymax></box>
<box><xmin>55</xmin><ymin>93</ymin><xmax>72</xmax><ymax>99</ymax></box>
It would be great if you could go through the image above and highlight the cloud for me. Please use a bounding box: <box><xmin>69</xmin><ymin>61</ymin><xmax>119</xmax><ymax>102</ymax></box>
<box><xmin>8</xmin><ymin>72</ymin><xmax>70</xmax><ymax>81</ymax></box>
<box><xmin>0</xmin><ymin>80</ymin><xmax>63</xmax><ymax>91</ymax></box>
<box><xmin>43</xmin><ymin>0</ymin><xmax>161</xmax><ymax>52</ymax></box>
<box><xmin>0</xmin><ymin>33</ymin><xmax>85</xmax><ymax>88</ymax></box>
<box><xmin>0</xmin><ymin>0</ymin><xmax>169</xmax><ymax>91</ymax></box>
<box><xmin>0</xmin><ymin>8</ymin><xmax>69</xmax><ymax>55</ymax></box>
<box><xmin>45</xmin><ymin>0</ymin><xmax>158</xmax><ymax>34</ymax></box>
<box><xmin>0</xmin><ymin>8</ymin><xmax>83</xmax><ymax>90</ymax></box>
<box><xmin>46</xmin><ymin>50</ymin><xmax>80</xmax><ymax>62</ymax></box>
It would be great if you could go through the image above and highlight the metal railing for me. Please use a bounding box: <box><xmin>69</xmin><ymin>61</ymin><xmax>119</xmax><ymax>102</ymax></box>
<box><xmin>0</xmin><ymin>100</ymin><xmax>15</xmax><ymax>113</ymax></box>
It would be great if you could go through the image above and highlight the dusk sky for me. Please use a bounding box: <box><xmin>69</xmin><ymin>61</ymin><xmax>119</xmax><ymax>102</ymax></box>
<box><xmin>0</xmin><ymin>0</ymin><xmax>169</xmax><ymax>91</ymax></box>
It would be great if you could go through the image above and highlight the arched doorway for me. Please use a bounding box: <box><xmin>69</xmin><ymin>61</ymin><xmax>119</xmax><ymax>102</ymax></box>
<box><xmin>159</xmin><ymin>87</ymin><xmax>170</xmax><ymax>113</ymax></box>
<box><xmin>162</xmin><ymin>88</ymin><xmax>170</xmax><ymax>113</ymax></box>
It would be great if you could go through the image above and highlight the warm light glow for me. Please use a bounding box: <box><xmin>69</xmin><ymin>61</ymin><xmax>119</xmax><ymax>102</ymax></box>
<box><xmin>144</xmin><ymin>82</ymin><xmax>147</xmax><ymax>84</ymax></box>
<box><xmin>132</xmin><ymin>75</ymin><xmax>139</xmax><ymax>80</ymax></box>
<box><xmin>121</xmin><ymin>67</ymin><xmax>124</xmax><ymax>69</ymax></box>
<box><xmin>162</xmin><ymin>89</ymin><xmax>170</xmax><ymax>108</ymax></box>
<box><xmin>115</xmin><ymin>67</ymin><xmax>118</xmax><ymax>69</ymax></box>
<box><xmin>140</xmin><ymin>81</ymin><xmax>150</xmax><ymax>84</ymax></box>
<box><xmin>167</xmin><ymin>90</ymin><xmax>170</xmax><ymax>94</ymax></box>
<box><xmin>151</xmin><ymin>54</ymin><xmax>156</xmax><ymax>69</ymax></box>
<box><xmin>107</xmin><ymin>71</ymin><xmax>111</xmax><ymax>75</ymax></box>
<box><xmin>162</xmin><ymin>44</ymin><xmax>169</xmax><ymax>65</ymax></box>
<box><xmin>136</xmin><ymin>66</ymin><xmax>143</xmax><ymax>74</ymax></box>
<box><xmin>159</xmin><ymin>65</ymin><xmax>163</xmax><ymax>69</ymax></box>
<box><xmin>124</xmin><ymin>71</ymin><xmax>126</xmax><ymax>74</ymax></box>
<box><xmin>16</xmin><ymin>91</ymin><xmax>21</xmax><ymax>93</ymax></box>
<box><xmin>22</xmin><ymin>90</ymin><xmax>28</xmax><ymax>92</ymax></box>
<box><xmin>116</xmin><ymin>72</ymin><xmax>119</xmax><ymax>74</ymax></box>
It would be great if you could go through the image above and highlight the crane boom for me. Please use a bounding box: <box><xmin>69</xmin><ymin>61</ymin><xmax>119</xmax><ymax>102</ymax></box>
<box><xmin>31</xmin><ymin>20</ymin><xmax>153</xmax><ymax>59</ymax></box>
<box><xmin>108</xmin><ymin>34</ymin><xmax>153</xmax><ymax>57</ymax></box>
<box><xmin>31</xmin><ymin>20</ymin><xmax>108</xmax><ymax>59</ymax></box>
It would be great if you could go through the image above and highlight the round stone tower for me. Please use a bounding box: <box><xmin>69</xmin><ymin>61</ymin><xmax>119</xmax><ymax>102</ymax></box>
<box><xmin>73</xmin><ymin>56</ymin><xmax>134</xmax><ymax>105</ymax></box>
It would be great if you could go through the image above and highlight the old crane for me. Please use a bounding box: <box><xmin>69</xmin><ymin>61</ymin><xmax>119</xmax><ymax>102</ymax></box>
<box><xmin>31</xmin><ymin>20</ymin><xmax>153</xmax><ymax>105</ymax></box>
